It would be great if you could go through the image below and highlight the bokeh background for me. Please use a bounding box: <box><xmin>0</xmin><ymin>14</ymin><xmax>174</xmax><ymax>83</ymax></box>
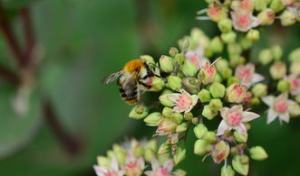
<box><xmin>0</xmin><ymin>0</ymin><xmax>300</xmax><ymax>176</ymax></box>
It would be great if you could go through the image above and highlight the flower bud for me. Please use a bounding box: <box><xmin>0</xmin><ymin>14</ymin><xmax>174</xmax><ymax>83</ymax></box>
<box><xmin>150</xmin><ymin>77</ymin><xmax>165</xmax><ymax>91</ymax></box>
<box><xmin>174</xmin><ymin>169</ymin><xmax>187</xmax><ymax>176</ymax></box>
<box><xmin>199</xmin><ymin>63</ymin><xmax>217</xmax><ymax>85</ymax></box>
<box><xmin>182</xmin><ymin>60</ymin><xmax>198</xmax><ymax>77</ymax></box>
<box><xmin>167</xmin><ymin>75</ymin><xmax>182</xmax><ymax>91</ymax></box>
<box><xmin>203</xmin><ymin>131</ymin><xmax>217</xmax><ymax>143</ymax></box>
<box><xmin>227</xmin><ymin>76</ymin><xmax>240</xmax><ymax>86</ymax></box>
<box><xmin>259</xmin><ymin>49</ymin><xmax>273</xmax><ymax>65</ymax></box>
<box><xmin>159</xmin><ymin>55</ymin><xmax>174</xmax><ymax>73</ymax></box>
<box><xmin>184</xmin><ymin>112</ymin><xmax>193</xmax><ymax>121</ymax></box>
<box><xmin>202</xmin><ymin>105</ymin><xmax>218</xmax><ymax>120</ymax></box>
<box><xmin>210</xmin><ymin>37</ymin><xmax>224</xmax><ymax>53</ymax></box>
<box><xmin>198</xmin><ymin>89</ymin><xmax>211</xmax><ymax>103</ymax></box>
<box><xmin>271</xmin><ymin>45</ymin><xmax>283</xmax><ymax>60</ymax></box>
<box><xmin>174</xmin><ymin>147</ymin><xmax>186</xmax><ymax>164</ymax></box>
<box><xmin>194</xmin><ymin>123</ymin><xmax>208</xmax><ymax>139</ymax></box>
<box><xmin>144</xmin><ymin>112</ymin><xmax>162</xmax><ymax>126</ymax></box>
<box><xmin>209</xmin><ymin>82</ymin><xmax>226</xmax><ymax>98</ymax></box>
<box><xmin>159</xmin><ymin>94</ymin><xmax>176</xmax><ymax>107</ymax></box>
<box><xmin>254</xmin><ymin>0</ymin><xmax>268</xmax><ymax>11</ymax></box>
<box><xmin>226</xmin><ymin>83</ymin><xmax>247</xmax><ymax>103</ymax></box>
<box><xmin>169</xmin><ymin>47</ymin><xmax>179</xmax><ymax>57</ymax></box>
<box><xmin>209</xmin><ymin>99</ymin><xmax>223</xmax><ymax>111</ymax></box>
<box><xmin>280</xmin><ymin>10</ymin><xmax>297</xmax><ymax>26</ymax></box>
<box><xmin>250</xmin><ymin>146</ymin><xmax>268</xmax><ymax>161</ymax></box>
<box><xmin>270</xmin><ymin>62</ymin><xmax>287</xmax><ymax>80</ymax></box>
<box><xmin>232</xmin><ymin>155</ymin><xmax>249</xmax><ymax>176</ymax></box>
<box><xmin>129</xmin><ymin>104</ymin><xmax>149</xmax><ymax>120</ymax></box>
<box><xmin>211</xmin><ymin>140</ymin><xmax>230</xmax><ymax>164</ymax></box>
<box><xmin>194</xmin><ymin>139</ymin><xmax>211</xmax><ymax>155</ymax></box>
<box><xmin>218</xmin><ymin>18</ymin><xmax>232</xmax><ymax>33</ymax></box>
<box><xmin>162</xmin><ymin>107</ymin><xmax>183</xmax><ymax>124</ymax></box>
<box><xmin>240</xmin><ymin>38</ymin><xmax>253</xmax><ymax>50</ymax></box>
<box><xmin>158</xmin><ymin>142</ymin><xmax>170</xmax><ymax>155</ymax></box>
<box><xmin>221</xmin><ymin>32</ymin><xmax>237</xmax><ymax>44</ymax></box>
<box><xmin>156</xmin><ymin>118</ymin><xmax>177</xmax><ymax>135</ymax></box>
<box><xmin>207</xmin><ymin>5</ymin><xmax>228</xmax><ymax>22</ymax></box>
<box><xmin>221</xmin><ymin>165</ymin><xmax>235</xmax><ymax>176</ymax></box>
<box><xmin>97</xmin><ymin>156</ymin><xmax>110</xmax><ymax>168</ymax></box>
<box><xmin>288</xmin><ymin>101</ymin><xmax>300</xmax><ymax>117</ymax></box>
<box><xmin>290</xmin><ymin>60</ymin><xmax>300</xmax><ymax>75</ymax></box>
<box><xmin>234</xmin><ymin>131</ymin><xmax>248</xmax><ymax>143</ymax></box>
<box><xmin>270</xmin><ymin>0</ymin><xmax>284</xmax><ymax>12</ymax></box>
<box><xmin>296</xmin><ymin>95</ymin><xmax>300</xmax><ymax>104</ymax></box>
<box><xmin>144</xmin><ymin>149</ymin><xmax>155</xmax><ymax>161</ymax></box>
<box><xmin>182</xmin><ymin>77</ymin><xmax>201</xmax><ymax>94</ymax></box>
<box><xmin>113</xmin><ymin>144</ymin><xmax>126</xmax><ymax>164</ymax></box>
<box><xmin>277</xmin><ymin>80</ymin><xmax>290</xmax><ymax>93</ymax></box>
<box><xmin>228</xmin><ymin>43</ymin><xmax>242</xmax><ymax>56</ymax></box>
<box><xmin>140</xmin><ymin>55</ymin><xmax>155</xmax><ymax>65</ymax></box>
<box><xmin>246</xmin><ymin>29</ymin><xmax>260</xmax><ymax>42</ymax></box>
<box><xmin>175</xmin><ymin>53</ymin><xmax>185</xmax><ymax>65</ymax></box>
<box><xmin>257</xmin><ymin>9</ymin><xmax>276</xmax><ymax>25</ymax></box>
<box><xmin>251</xmin><ymin>83</ymin><xmax>267</xmax><ymax>97</ymax></box>
<box><xmin>176</xmin><ymin>122</ymin><xmax>188</xmax><ymax>133</ymax></box>
<box><xmin>289</xmin><ymin>48</ymin><xmax>300</xmax><ymax>61</ymax></box>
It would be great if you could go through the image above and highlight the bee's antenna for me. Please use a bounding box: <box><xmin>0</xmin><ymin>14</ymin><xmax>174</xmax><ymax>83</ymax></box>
<box><xmin>211</xmin><ymin>57</ymin><xmax>221</xmax><ymax>66</ymax></box>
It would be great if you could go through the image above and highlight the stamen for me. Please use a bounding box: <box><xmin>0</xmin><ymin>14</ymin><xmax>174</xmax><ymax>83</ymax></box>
<box><xmin>197</xmin><ymin>8</ymin><xmax>208</xmax><ymax>15</ymax></box>
<box><xmin>196</xmin><ymin>16</ymin><xmax>211</xmax><ymax>21</ymax></box>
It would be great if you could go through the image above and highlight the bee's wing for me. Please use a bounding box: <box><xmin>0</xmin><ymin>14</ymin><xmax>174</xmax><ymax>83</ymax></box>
<box><xmin>102</xmin><ymin>71</ymin><xmax>123</xmax><ymax>84</ymax></box>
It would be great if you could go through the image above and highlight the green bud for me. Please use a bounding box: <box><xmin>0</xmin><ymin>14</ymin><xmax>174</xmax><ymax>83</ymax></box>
<box><xmin>182</xmin><ymin>60</ymin><xmax>198</xmax><ymax>77</ymax></box>
<box><xmin>209</xmin><ymin>82</ymin><xmax>226</xmax><ymax>98</ymax></box>
<box><xmin>232</xmin><ymin>155</ymin><xmax>249</xmax><ymax>176</ymax></box>
<box><xmin>169</xmin><ymin>47</ymin><xmax>179</xmax><ymax>57</ymax></box>
<box><xmin>289</xmin><ymin>48</ymin><xmax>300</xmax><ymax>61</ymax></box>
<box><xmin>198</xmin><ymin>89</ymin><xmax>211</xmax><ymax>103</ymax></box>
<box><xmin>218</xmin><ymin>18</ymin><xmax>232</xmax><ymax>33</ymax></box>
<box><xmin>271</xmin><ymin>45</ymin><xmax>283</xmax><ymax>60</ymax></box>
<box><xmin>259</xmin><ymin>49</ymin><xmax>273</xmax><ymax>65</ymax></box>
<box><xmin>159</xmin><ymin>55</ymin><xmax>174</xmax><ymax>73</ymax></box>
<box><xmin>159</xmin><ymin>94</ymin><xmax>175</xmax><ymax>107</ymax></box>
<box><xmin>209</xmin><ymin>99</ymin><xmax>223</xmax><ymax>111</ymax></box>
<box><xmin>113</xmin><ymin>144</ymin><xmax>126</xmax><ymax>164</ymax></box>
<box><xmin>277</xmin><ymin>80</ymin><xmax>290</xmax><ymax>92</ymax></box>
<box><xmin>162</xmin><ymin>107</ymin><xmax>183</xmax><ymax>124</ymax></box>
<box><xmin>176</xmin><ymin>122</ymin><xmax>188</xmax><ymax>133</ymax></box>
<box><xmin>167</xmin><ymin>76</ymin><xmax>182</xmax><ymax>91</ymax></box>
<box><xmin>140</xmin><ymin>55</ymin><xmax>155</xmax><ymax>65</ymax></box>
<box><xmin>182</xmin><ymin>77</ymin><xmax>201</xmax><ymax>94</ymax></box>
<box><xmin>221</xmin><ymin>165</ymin><xmax>235</xmax><ymax>176</ymax></box>
<box><xmin>97</xmin><ymin>156</ymin><xmax>110</xmax><ymax>168</ymax></box>
<box><xmin>194</xmin><ymin>139</ymin><xmax>210</xmax><ymax>155</ymax></box>
<box><xmin>221</xmin><ymin>32</ymin><xmax>237</xmax><ymax>44</ymax></box>
<box><xmin>150</xmin><ymin>76</ymin><xmax>165</xmax><ymax>91</ymax></box>
<box><xmin>258</xmin><ymin>9</ymin><xmax>275</xmax><ymax>25</ymax></box>
<box><xmin>158</xmin><ymin>142</ymin><xmax>170</xmax><ymax>155</ymax></box>
<box><xmin>228</xmin><ymin>43</ymin><xmax>242</xmax><ymax>56</ymax></box>
<box><xmin>194</xmin><ymin>123</ymin><xmax>208</xmax><ymax>139</ymax></box>
<box><xmin>203</xmin><ymin>131</ymin><xmax>217</xmax><ymax>143</ymax></box>
<box><xmin>250</xmin><ymin>146</ymin><xmax>268</xmax><ymax>161</ymax></box>
<box><xmin>144</xmin><ymin>112</ymin><xmax>162</xmax><ymax>126</ymax></box>
<box><xmin>174</xmin><ymin>147</ymin><xmax>186</xmax><ymax>164</ymax></box>
<box><xmin>227</xmin><ymin>76</ymin><xmax>239</xmax><ymax>86</ymax></box>
<box><xmin>280</xmin><ymin>10</ymin><xmax>297</xmax><ymax>26</ymax></box>
<box><xmin>290</xmin><ymin>60</ymin><xmax>300</xmax><ymax>75</ymax></box>
<box><xmin>270</xmin><ymin>62</ymin><xmax>287</xmax><ymax>80</ymax></box>
<box><xmin>234</xmin><ymin>131</ymin><xmax>248</xmax><ymax>143</ymax></box>
<box><xmin>129</xmin><ymin>104</ymin><xmax>149</xmax><ymax>120</ymax></box>
<box><xmin>288</xmin><ymin>101</ymin><xmax>300</xmax><ymax>117</ymax></box>
<box><xmin>214</xmin><ymin>73</ymin><xmax>223</xmax><ymax>82</ymax></box>
<box><xmin>296</xmin><ymin>94</ymin><xmax>300</xmax><ymax>104</ymax></box>
<box><xmin>270</xmin><ymin>0</ymin><xmax>284</xmax><ymax>12</ymax></box>
<box><xmin>144</xmin><ymin>148</ymin><xmax>155</xmax><ymax>161</ymax></box>
<box><xmin>210</xmin><ymin>37</ymin><xmax>224</xmax><ymax>53</ymax></box>
<box><xmin>240</xmin><ymin>38</ymin><xmax>253</xmax><ymax>50</ymax></box>
<box><xmin>246</xmin><ymin>29</ymin><xmax>260</xmax><ymax>42</ymax></box>
<box><xmin>184</xmin><ymin>112</ymin><xmax>193</xmax><ymax>121</ymax></box>
<box><xmin>174</xmin><ymin>169</ymin><xmax>187</xmax><ymax>176</ymax></box>
<box><xmin>202</xmin><ymin>105</ymin><xmax>218</xmax><ymax>120</ymax></box>
<box><xmin>251</xmin><ymin>83</ymin><xmax>268</xmax><ymax>97</ymax></box>
<box><xmin>175</xmin><ymin>53</ymin><xmax>185</xmax><ymax>65</ymax></box>
<box><xmin>254</xmin><ymin>0</ymin><xmax>268</xmax><ymax>11</ymax></box>
<box><xmin>145</xmin><ymin>139</ymin><xmax>157</xmax><ymax>151</ymax></box>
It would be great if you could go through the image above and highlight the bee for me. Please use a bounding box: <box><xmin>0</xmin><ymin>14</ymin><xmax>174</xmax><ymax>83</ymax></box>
<box><xmin>104</xmin><ymin>58</ymin><xmax>157</xmax><ymax>104</ymax></box>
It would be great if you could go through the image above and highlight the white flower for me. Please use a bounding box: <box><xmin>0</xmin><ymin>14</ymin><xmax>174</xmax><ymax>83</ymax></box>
<box><xmin>168</xmin><ymin>89</ymin><xmax>198</xmax><ymax>113</ymax></box>
<box><xmin>262</xmin><ymin>94</ymin><xmax>294</xmax><ymax>124</ymax></box>
<box><xmin>94</xmin><ymin>158</ymin><xmax>124</xmax><ymax>176</ymax></box>
<box><xmin>217</xmin><ymin>105</ymin><xmax>259</xmax><ymax>136</ymax></box>
<box><xmin>235</xmin><ymin>64</ymin><xmax>264</xmax><ymax>88</ymax></box>
<box><xmin>145</xmin><ymin>159</ymin><xmax>174</xmax><ymax>176</ymax></box>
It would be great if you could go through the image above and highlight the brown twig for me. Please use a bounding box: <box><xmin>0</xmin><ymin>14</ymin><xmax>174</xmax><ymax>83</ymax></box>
<box><xmin>43</xmin><ymin>99</ymin><xmax>82</xmax><ymax>155</ymax></box>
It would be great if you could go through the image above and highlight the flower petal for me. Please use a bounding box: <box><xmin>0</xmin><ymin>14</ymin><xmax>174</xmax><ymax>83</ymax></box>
<box><xmin>235</xmin><ymin>123</ymin><xmax>247</xmax><ymax>135</ymax></box>
<box><xmin>267</xmin><ymin>109</ymin><xmax>278</xmax><ymax>124</ymax></box>
<box><xmin>168</xmin><ymin>93</ymin><xmax>181</xmax><ymax>103</ymax></box>
<box><xmin>242</xmin><ymin>111</ymin><xmax>260</xmax><ymax>122</ymax></box>
<box><xmin>163</xmin><ymin>160</ymin><xmax>174</xmax><ymax>172</ymax></box>
<box><xmin>94</xmin><ymin>166</ymin><xmax>107</xmax><ymax>176</ymax></box>
<box><xmin>279</xmin><ymin>112</ymin><xmax>290</xmax><ymax>123</ymax></box>
<box><xmin>217</xmin><ymin>120</ymin><xmax>230</xmax><ymax>136</ymax></box>
<box><xmin>252</xmin><ymin>73</ymin><xmax>264</xmax><ymax>84</ymax></box>
<box><xmin>262</xmin><ymin>96</ymin><xmax>274</xmax><ymax>106</ymax></box>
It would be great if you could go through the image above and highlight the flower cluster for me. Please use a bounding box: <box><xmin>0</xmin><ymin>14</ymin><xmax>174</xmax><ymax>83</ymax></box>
<box><xmin>94</xmin><ymin>139</ymin><xmax>186</xmax><ymax>176</ymax></box>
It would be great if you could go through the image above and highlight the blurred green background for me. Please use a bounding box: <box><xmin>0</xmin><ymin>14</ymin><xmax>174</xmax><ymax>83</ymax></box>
<box><xmin>0</xmin><ymin>0</ymin><xmax>300</xmax><ymax>176</ymax></box>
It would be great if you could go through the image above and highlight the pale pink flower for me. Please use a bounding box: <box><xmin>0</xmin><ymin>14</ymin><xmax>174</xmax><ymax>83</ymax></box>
<box><xmin>94</xmin><ymin>158</ymin><xmax>124</xmax><ymax>176</ymax></box>
<box><xmin>145</xmin><ymin>160</ymin><xmax>174</xmax><ymax>176</ymax></box>
<box><xmin>262</xmin><ymin>94</ymin><xmax>294</xmax><ymax>124</ymax></box>
<box><xmin>231</xmin><ymin>11</ymin><xmax>260</xmax><ymax>32</ymax></box>
<box><xmin>217</xmin><ymin>105</ymin><xmax>259</xmax><ymax>135</ymax></box>
<box><xmin>156</xmin><ymin>118</ymin><xmax>177</xmax><ymax>136</ymax></box>
<box><xmin>286</xmin><ymin>74</ymin><xmax>300</xmax><ymax>95</ymax></box>
<box><xmin>235</xmin><ymin>64</ymin><xmax>264</xmax><ymax>87</ymax></box>
<box><xmin>169</xmin><ymin>89</ymin><xmax>198</xmax><ymax>113</ymax></box>
<box><xmin>185</xmin><ymin>47</ymin><xmax>207</xmax><ymax>70</ymax></box>
<box><xmin>226</xmin><ymin>83</ymin><xmax>248</xmax><ymax>103</ymax></box>
<box><xmin>201</xmin><ymin>62</ymin><xmax>217</xmax><ymax>84</ymax></box>
<box><xmin>124</xmin><ymin>153</ymin><xmax>145</xmax><ymax>176</ymax></box>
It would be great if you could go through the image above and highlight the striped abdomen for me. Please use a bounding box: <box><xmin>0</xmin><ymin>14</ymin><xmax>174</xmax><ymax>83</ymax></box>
<box><xmin>118</xmin><ymin>75</ymin><xmax>139</xmax><ymax>104</ymax></box>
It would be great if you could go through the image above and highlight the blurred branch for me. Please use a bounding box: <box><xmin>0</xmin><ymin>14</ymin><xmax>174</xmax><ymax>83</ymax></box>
<box><xmin>0</xmin><ymin>64</ymin><xmax>19</xmax><ymax>85</ymax></box>
<box><xmin>21</xmin><ymin>7</ymin><xmax>35</xmax><ymax>64</ymax></box>
<box><xmin>43</xmin><ymin>99</ymin><xmax>83</xmax><ymax>156</ymax></box>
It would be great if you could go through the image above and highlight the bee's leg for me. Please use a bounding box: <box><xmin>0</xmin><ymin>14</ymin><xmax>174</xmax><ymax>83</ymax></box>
<box><xmin>138</xmin><ymin>80</ymin><xmax>152</xmax><ymax>89</ymax></box>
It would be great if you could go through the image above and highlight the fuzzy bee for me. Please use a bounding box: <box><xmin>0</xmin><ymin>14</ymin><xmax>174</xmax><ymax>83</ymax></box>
<box><xmin>104</xmin><ymin>59</ymin><xmax>157</xmax><ymax>104</ymax></box>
